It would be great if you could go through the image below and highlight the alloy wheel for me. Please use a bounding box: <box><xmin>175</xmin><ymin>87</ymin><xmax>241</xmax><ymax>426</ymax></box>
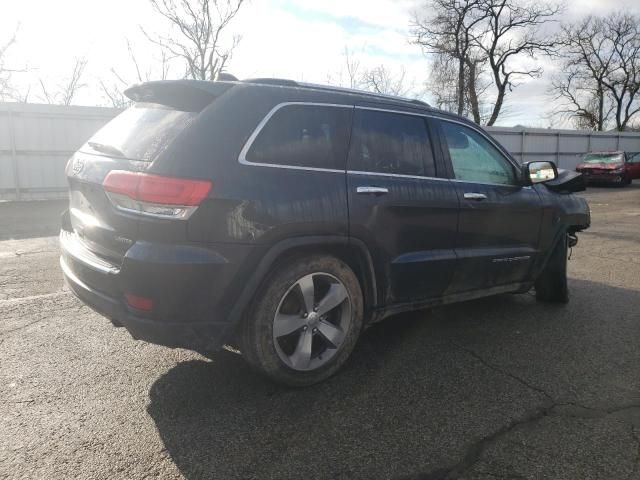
<box><xmin>272</xmin><ymin>272</ymin><xmax>352</xmax><ymax>371</ymax></box>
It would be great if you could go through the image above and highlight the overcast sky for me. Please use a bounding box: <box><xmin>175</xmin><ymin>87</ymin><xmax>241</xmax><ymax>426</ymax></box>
<box><xmin>2</xmin><ymin>0</ymin><xmax>639</xmax><ymax>126</ymax></box>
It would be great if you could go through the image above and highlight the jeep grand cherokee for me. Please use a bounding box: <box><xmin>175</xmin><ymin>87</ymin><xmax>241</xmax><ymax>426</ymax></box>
<box><xmin>60</xmin><ymin>78</ymin><xmax>590</xmax><ymax>386</ymax></box>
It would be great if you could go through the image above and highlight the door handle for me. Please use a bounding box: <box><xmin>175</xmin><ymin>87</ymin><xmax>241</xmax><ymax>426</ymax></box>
<box><xmin>463</xmin><ymin>192</ymin><xmax>487</xmax><ymax>201</ymax></box>
<box><xmin>357</xmin><ymin>186</ymin><xmax>389</xmax><ymax>195</ymax></box>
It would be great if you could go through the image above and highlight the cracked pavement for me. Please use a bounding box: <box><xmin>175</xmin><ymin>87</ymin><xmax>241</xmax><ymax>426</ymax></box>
<box><xmin>1</xmin><ymin>185</ymin><xmax>640</xmax><ymax>479</ymax></box>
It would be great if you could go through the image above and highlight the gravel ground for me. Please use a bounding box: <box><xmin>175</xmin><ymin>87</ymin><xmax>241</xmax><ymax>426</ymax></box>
<box><xmin>1</xmin><ymin>185</ymin><xmax>639</xmax><ymax>479</ymax></box>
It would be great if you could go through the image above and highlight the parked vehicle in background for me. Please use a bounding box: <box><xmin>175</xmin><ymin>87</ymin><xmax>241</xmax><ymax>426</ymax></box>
<box><xmin>575</xmin><ymin>151</ymin><xmax>640</xmax><ymax>186</ymax></box>
<box><xmin>60</xmin><ymin>78</ymin><xmax>591</xmax><ymax>386</ymax></box>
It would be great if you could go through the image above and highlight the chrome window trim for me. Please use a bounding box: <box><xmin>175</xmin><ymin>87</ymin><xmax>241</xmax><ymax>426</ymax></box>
<box><xmin>450</xmin><ymin>178</ymin><xmax>532</xmax><ymax>189</ymax></box>
<box><xmin>237</xmin><ymin>101</ymin><xmax>524</xmax><ymax>184</ymax></box>
<box><xmin>353</xmin><ymin>105</ymin><xmax>430</xmax><ymax>117</ymax></box>
<box><xmin>347</xmin><ymin>170</ymin><xmax>449</xmax><ymax>182</ymax></box>
<box><xmin>237</xmin><ymin>102</ymin><xmax>353</xmax><ymax>174</ymax></box>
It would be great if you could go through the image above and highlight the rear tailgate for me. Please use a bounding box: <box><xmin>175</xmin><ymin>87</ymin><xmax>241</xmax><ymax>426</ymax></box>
<box><xmin>63</xmin><ymin>81</ymin><xmax>234</xmax><ymax>267</ymax></box>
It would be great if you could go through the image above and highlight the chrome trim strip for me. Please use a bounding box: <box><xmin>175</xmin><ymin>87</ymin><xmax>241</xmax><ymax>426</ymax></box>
<box><xmin>347</xmin><ymin>170</ymin><xmax>449</xmax><ymax>182</ymax></box>
<box><xmin>354</xmin><ymin>105</ymin><xmax>428</xmax><ymax>117</ymax></box>
<box><xmin>356</xmin><ymin>186</ymin><xmax>389</xmax><ymax>194</ymax></box>
<box><xmin>236</xmin><ymin>161</ymin><xmax>344</xmax><ymax>174</ymax></box>
<box><xmin>60</xmin><ymin>256</ymin><xmax>94</xmax><ymax>290</ymax></box>
<box><xmin>450</xmin><ymin>179</ymin><xmax>521</xmax><ymax>188</ymax></box>
<box><xmin>105</xmin><ymin>192</ymin><xmax>199</xmax><ymax>220</ymax></box>
<box><xmin>492</xmin><ymin>255</ymin><xmax>531</xmax><ymax>263</ymax></box>
<box><xmin>112</xmin><ymin>203</ymin><xmax>198</xmax><ymax>220</ymax></box>
<box><xmin>59</xmin><ymin>231</ymin><xmax>120</xmax><ymax>275</ymax></box>
<box><xmin>463</xmin><ymin>192</ymin><xmax>488</xmax><ymax>200</ymax></box>
<box><xmin>237</xmin><ymin>101</ymin><xmax>522</xmax><ymax>181</ymax></box>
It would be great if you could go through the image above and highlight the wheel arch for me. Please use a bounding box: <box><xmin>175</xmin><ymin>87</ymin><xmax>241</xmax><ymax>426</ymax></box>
<box><xmin>226</xmin><ymin>236</ymin><xmax>378</xmax><ymax>334</ymax></box>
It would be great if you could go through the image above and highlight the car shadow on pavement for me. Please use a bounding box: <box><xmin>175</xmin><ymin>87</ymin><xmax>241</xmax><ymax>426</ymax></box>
<box><xmin>146</xmin><ymin>279</ymin><xmax>640</xmax><ymax>480</ymax></box>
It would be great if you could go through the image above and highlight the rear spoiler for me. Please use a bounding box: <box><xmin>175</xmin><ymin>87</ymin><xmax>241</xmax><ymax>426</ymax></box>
<box><xmin>124</xmin><ymin>80</ymin><xmax>235</xmax><ymax>112</ymax></box>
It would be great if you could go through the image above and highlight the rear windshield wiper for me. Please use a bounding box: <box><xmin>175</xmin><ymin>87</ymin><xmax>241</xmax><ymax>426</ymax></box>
<box><xmin>87</xmin><ymin>141</ymin><xmax>126</xmax><ymax>158</ymax></box>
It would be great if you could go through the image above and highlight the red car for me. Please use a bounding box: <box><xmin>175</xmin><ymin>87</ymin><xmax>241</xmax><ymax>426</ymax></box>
<box><xmin>576</xmin><ymin>151</ymin><xmax>640</xmax><ymax>186</ymax></box>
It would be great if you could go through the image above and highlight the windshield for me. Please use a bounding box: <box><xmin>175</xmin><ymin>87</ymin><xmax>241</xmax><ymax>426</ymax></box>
<box><xmin>85</xmin><ymin>103</ymin><xmax>196</xmax><ymax>161</ymax></box>
<box><xmin>582</xmin><ymin>153</ymin><xmax>624</xmax><ymax>164</ymax></box>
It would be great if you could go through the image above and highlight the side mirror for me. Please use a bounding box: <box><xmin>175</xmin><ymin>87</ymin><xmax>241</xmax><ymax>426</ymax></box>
<box><xmin>524</xmin><ymin>161</ymin><xmax>558</xmax><ymax>184</ymax></box>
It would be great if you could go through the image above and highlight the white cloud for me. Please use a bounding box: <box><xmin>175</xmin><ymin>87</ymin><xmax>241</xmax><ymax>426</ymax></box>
<box><xmin>1</xmin><ymin>0</ymin><xmax>638</xmax><ymax>125</ymax></box>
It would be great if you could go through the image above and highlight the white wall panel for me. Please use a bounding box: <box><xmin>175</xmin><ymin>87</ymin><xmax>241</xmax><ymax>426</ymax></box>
<box><xmin>0</xmin><ymin>102</ymin><xmax>119</xmax><ymax>200</ymax></box>
<box><xmin>1</xmin><ymin>101</ymin><xmax>639</xmax><ymax>200</ymax></box>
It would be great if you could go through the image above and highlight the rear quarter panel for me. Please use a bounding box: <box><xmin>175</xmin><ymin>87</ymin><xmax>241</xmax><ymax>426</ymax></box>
<box><xmin>151</xmin><ymin>84</ymin><xmax>351</xmax><ymax>246</ymax></box>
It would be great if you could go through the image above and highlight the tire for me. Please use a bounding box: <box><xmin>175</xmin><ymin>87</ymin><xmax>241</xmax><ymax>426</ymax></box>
<box><xmin>239</xmin><ymin>254</ymin><xmax>363</xmax><ymax>387</ymax></box>
<box><xmin>535</xmin><ymin>234</ymin><xmax>569</xmax><ymax>303</ymax></box>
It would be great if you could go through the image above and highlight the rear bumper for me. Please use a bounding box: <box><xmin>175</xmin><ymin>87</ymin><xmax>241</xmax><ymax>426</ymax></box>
<box><xmin>61</xmin><ymin>256</ymin><xmax>229</xmax><ymax>351</ymax></box>
<box><xmin>60</xmin><ymin>230</ymin><xmax>255</xmax><ymax>352</ymax></box>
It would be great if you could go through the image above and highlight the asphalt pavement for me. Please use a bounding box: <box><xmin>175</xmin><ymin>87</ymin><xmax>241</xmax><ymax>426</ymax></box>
<box><xmin>1</xmin><ymin>185</ymin><xmax>639</xmax><ymax>479</ymax></box>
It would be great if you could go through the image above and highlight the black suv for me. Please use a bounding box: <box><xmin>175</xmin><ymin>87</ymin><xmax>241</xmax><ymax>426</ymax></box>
<box><xmin>60</xmin><ymin>79</ymin><xmax>590</xmax><ymax>386</ymax></box>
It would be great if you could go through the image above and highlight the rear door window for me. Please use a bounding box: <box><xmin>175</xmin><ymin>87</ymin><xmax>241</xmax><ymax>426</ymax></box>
<box><xmin>348</xmin><ymin>109</ymin><xmax>435</xmax><ymax>176</ymax></box>
<box><xmin>245</xmin><ymin>104</ymin><xmax>353</xmax><ymax>170</ymax></box>
<box><xmin>85</xmin><ymin>103</ymin><xmax>197</xmax><ymax>161</ymax></box>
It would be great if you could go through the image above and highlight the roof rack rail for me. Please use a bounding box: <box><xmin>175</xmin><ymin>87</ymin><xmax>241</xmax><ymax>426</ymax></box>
<box><xmin>243</xmin><ymin>78</ymin><xmax>299</xmax><ymax>87</ymax></box>
<box><xmin>217</xmin><ymin>72</ymin><xmax>239</xmax><ymax>81</ymax></box>
<box><xmin>298</xmin><ymin>82</ymin><xmax>431</xmax><ymax>108</ymax></box>
<box><xmin>239</xmin><ymin>77</ymin><xmax>432</xmax><ymax>108</ymax></box>
<box><xmin>409</xmin><ymin>99</ymin><xmax>430</xmax><ymax>107</ymax></box>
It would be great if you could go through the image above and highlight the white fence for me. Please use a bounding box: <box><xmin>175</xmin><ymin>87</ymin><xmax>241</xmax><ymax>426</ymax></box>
<box><xmin>487</xmin><ymin>126</ymin><xmax>640</xmax><ymax>171</ymax></box>
<box><xmin>1</xmin><ymin>101</ymin><xmax>639</xmax><ymax>201</ymax></box>
<box><xmin>0</xmin><ymin>103</ymin><xmax>120</xmax><ymax>201</ymax></box>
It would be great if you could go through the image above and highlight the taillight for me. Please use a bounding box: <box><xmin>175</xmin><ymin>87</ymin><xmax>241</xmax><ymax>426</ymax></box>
<box><xmin>124</xmin><ymin>293</ymin><xmax>153</xmax><ymax>312</ymax></box>
<box><xmin>103</xmin><ymin>170</ymin><xmax>211</xmax><ymax>219</ymax></box>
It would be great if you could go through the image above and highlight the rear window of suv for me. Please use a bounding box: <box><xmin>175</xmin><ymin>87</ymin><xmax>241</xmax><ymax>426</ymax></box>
<box><xmin>244</xmin><ymin>104</ymin><xmax>353</xmax><ymax>170</ymax></box>
<box><xmin>85</xmin><ymin>103</ymin><xmax>197</xmax><ymax>161</ymax></box>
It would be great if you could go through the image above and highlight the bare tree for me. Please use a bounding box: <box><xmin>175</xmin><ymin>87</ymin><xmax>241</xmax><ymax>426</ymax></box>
<box><xmin>427</xmin><ymin>53</ymin><xmax>461</xmax><ymax>112</ymax></box>
<box><xmin>552</xmin><ymin>16</ymin><xmax>616</xmax><ymax>130</ymax></box>
<box><xmin>426</xmin><ymin>50</ymin><xmax>491</xmax><ymax>123</ymax></box>
<box><xmin>361</xmin><ymin>65</ymin><xmax>413</xmax><ymax>97</ymax></box>
<box><xmin>0</xmin><ymin>27</ymin><xmax>29</xmax><ymax>102</ymax></box>
<box><xmin>327</xmin><ymin>46</ymin><xmax>363</xmax><ymax>89</ymax></box>
<box><xmin>412</xmin><ymin>0</ymin><xmax>559</xmax><ymax>125</ymax></box>
<box><xmin>100</xmin><ymin>39</ymin><xmax>171</xmax><ymax>108</ymax></box>
<box><xmin>552</xmin><ymin>12</ymin><xmax>640</xmax><ymax>131</ymax></box>
<box><xmin>551</xmin><ymin>69</ymin><xmax>613</xmax><ymax>131</ymax></box>
<box><xmin>474</xmin><ymin>0</ymin><xmax>560</xmax><ymax>126</ymax></box>
<box><xmin>0</xmin><ymin>33</ymin><xmax>16</xmax><ymax>100</ymax></box>
<box><xmin>600</xmin><ymin>13</ymin><xmax>640</xmax><ymax>131</ymax></box>
<box><xmin>411</xmin><ymin>0</ymin><xmax>486</xmax><ymax>117</ymax></box>
<box><xmin>38</xmin><ymin>57</ymin><xmax>88</xmax><ymax>106</ymax></box>
<box><xmin>464</xmin><ymin>56</ymin><xmax>493</xmax><ymax>123</ymax></box>
<box><xmin>144</xmin><ymin>0</ymin><xmax>245</xmax><ymax>81</ymax></box>
<box><xmin>326</xmin><ymin>48</ymin><xmax>416</xmax><ymax>99</ymax></box>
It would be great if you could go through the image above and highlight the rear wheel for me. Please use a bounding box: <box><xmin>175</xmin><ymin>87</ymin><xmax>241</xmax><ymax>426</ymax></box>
<box><xmin>535</xmin><ymin>234</ymin><xmax>569</xmax><ymax>303</ymax></box>
<box><xmin>240</xmin><ymin>254</ymin><xmax>363</xmax><ymax>386</ymax></box>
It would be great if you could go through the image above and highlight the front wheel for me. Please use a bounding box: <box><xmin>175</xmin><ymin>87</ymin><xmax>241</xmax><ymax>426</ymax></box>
<box><xmin>535</xmin><ymin>234</ymin><xmax>569</xmax><ymax>303</ymax></box>
<box><xmin>240</xmin><ymin>254</ymin><xmax>363</xmax><ymax>386</ymax></box>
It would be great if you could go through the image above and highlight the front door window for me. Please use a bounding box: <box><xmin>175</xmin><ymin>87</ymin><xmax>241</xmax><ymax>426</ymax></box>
<box><xmin>441</xmin><ymin>121</ymin><xmax>517</xmax><ymax>186</ymax></box>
